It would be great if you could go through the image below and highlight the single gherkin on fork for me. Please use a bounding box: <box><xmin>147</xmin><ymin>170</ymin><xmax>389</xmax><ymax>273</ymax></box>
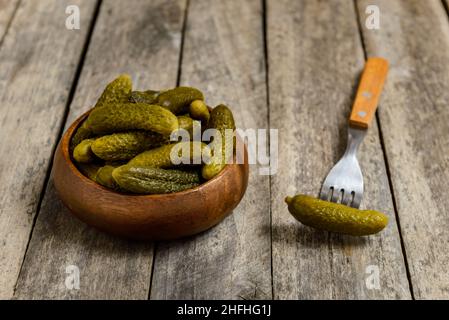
<box><xmin>287</xmin><ymin>57</ymin><xmax>390</xmax><ymax>236</ymax></box>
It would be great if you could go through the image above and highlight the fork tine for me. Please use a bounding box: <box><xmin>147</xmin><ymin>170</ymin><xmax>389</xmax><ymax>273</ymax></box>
<box><xmin>341</xmin><ymin>191</ymin><xmax>353</xmax><ymax>206</ymax></box>
<box><xmin>351</xmin><ymin>192</ymin><xmax>362</xmax><ymax>208</ymax></box>
<box><xmin>319</xmin><ymin>185</ymin><xmax>331</xmax><ymax>201</ymax></box>
<box><xmin>319</xmin><ymin>129</ymin><xmax>366</xmax><ymax>207</ymax></box>
<box><xmin>330</xmin><ymin>187</ymin><xmax>340</xmax><ymax>203</ymax></box>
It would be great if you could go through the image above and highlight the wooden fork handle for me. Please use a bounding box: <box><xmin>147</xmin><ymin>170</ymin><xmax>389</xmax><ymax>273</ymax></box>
<box><xmin>349</xmin><ymin>57</ymin><xmax>389</xmax><ymax>129</ymax></box>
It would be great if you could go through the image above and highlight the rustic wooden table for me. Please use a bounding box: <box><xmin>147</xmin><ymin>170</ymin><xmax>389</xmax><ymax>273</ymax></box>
<box><xmin>1</xmin><ymin>0</ymin><xmax>448</xmax><ymax>300</ymax></box>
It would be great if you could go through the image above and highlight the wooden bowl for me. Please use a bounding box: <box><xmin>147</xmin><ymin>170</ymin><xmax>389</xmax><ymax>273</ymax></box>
<box><xmin>53</xmin><ymin>110</ymin><xmax>249</xmax><ymax>240</ymax></box>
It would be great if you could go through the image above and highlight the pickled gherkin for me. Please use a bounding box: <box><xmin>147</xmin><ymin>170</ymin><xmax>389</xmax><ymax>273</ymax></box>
<box><xmin>95</xmin><ymin>74</ymin><xmax>132</xmax><ymax>108</ymax></box>
<box><xmin>86</xmin><ymin>103</ymin><xmax>178</xmax><ymax>136</ymax></box>
<box><xmin>115</xmin><ymin>177</ymin><xmax>198</xmax><ymax>194</ymax></box>
<box><xmin>114</xmin><ymin>165</ymin><xmax>200</xmax><ymax>184</ymax></box>
<box><xmin>112</xmin><ymin>165</ymin><xmax>200</xmax><ymax>194</ymax></box>
<box><xmin>73</xmin><ymin>139</ymin><xmax>96</xmax><ymax>163</ymax></box>
<box><xmin>128</xmin><ymin>141</ymin><xmax>208</xmax><ymax>168</ymax></box>
<box><xmin>91</xmin><ymin>131</ymin><xmax>166</xmax><ymax>161</ymax></box>
<box><xmin>70</xmin><ymin>120</ymin><xmax>92</xmax><ymax>151</ymax></box>
<box><xmin>177</xmin><ymin>114</ymin><xmax>194</xmax><ymax>137</ymax></box>
<box><xmin>189</xmin><ymin>100</ymin><xmax>210</xmax><ymax>123</ymax></box>
<box><xmin>285</xmin><ymin>195</ymin><xmax>389</xmax><ymax>236</ymax></box>
<box><xmin>70</xmin><ymin>74</ymin><xmax>132</xmax><ymax>150</ymax></box>
<box><xmin>156</xmin><ymin>87</ymin><xmax>204</xmax><ymax>114</ymax></box>
<box><xmin>96</xmin><ymin>165</ymin><xmax>120</xmax><ymax>190</ymax></box>
<box><xmin>202</xmin><ymin>105</ymin><xmax>236</xmax><ymax>180</ymax></box>
<box><xmin>129</xmin><ymin>90</ymin><xmax>160</xmax><ymax>104</ymax></box>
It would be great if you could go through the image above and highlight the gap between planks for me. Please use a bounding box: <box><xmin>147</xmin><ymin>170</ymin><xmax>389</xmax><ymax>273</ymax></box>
<box><xmin>268</xmin><ymin>0</ymin><xmax>410</xmax><ymax>299</ymax></box>
<box><xmin>147</xmin><ymin>0</ymin><xmax>191</xmax><ymax>300</ymax></box>
<box><xmin>357</xmin><ymin>0</ymin><xmax>449</xmax><ymax>299</ymax></box>
<box><xmin>0</xmin><ymin>0</ymin><xmax>21</xmax><ymax>49</ymax></box>
<box><xmin>262</xmin><ymin>0</ymin><xmax>275</xmax><ymax>301</ymax></box>
<box><xmin>0</xmin><ymin>0</ymin><xmax>100</xmax><ymax>299</ymax></box>
<box><xmin>149</xmin><ymin>0</ymin><xmax>271</xmax><ymax>300</ymax></box>
<box><xmin>14</xmin><ymin>0</ymin><xmax>188</xmax><ymax>299</ymax></box>
<box><xmin>443</xmin><ymin>0</ymin><xmax>449</xmax><ymax>20</ymax></box>
<box><xmin>353</xmin><ymin>0</ymin><xmax>415</xmax><ymax>299</ymax></box>
<box><xmin>12</xmin><ymin>1</ymin><xmax>103</xmax><ymax>296</ymax></box>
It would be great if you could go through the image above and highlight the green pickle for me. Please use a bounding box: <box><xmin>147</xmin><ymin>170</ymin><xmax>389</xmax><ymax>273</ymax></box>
<box><xmin>129</xmin><ymin>90</ymin><xmax>159</xmax><ymax>104</ymax></box>
<box><xmin>189</xmin><ymin>100</ymin><xmax>210</xmax><ymax>123</ymax></box>
<box><xmin>112</xmin><ymin>165</ymin><xmax>200</xmax><ymax>194</ymax></box>
<box><xmin>70</xmin><ymin>74</ymin><xmax>132</xmax><ymax>150</ymax></box>
<box><xmin>128</xmin><ymin>141</ymin><xmax>207</xmax><ymax>168</ymax></box>
<box><xmin>95</xmin><ymin>74</ymin><xmax>132</xmax><ymax>108</ymax></box>
<box><xmin>70</xmin><ymin>120</ymin><xmax>92</xmax><ymax>152</ymax></box>
<box><xmin>202</xmin><ymin>105</ymin><xmax>235</xmax><ymax>180</ymax></box>
<box><xmin>73</xmin><ymin>139</ymin><xmax>96</xmax><ymax>163</ymax></box>
<box><xmin>177</xmin><ymin>114</ymin><xmax>195</xmax><ymax>137</ymax></box>
<box><xmin>86</xmin><ymin>103</ymin><xmax>178</xmax><ymax>136</ymax></box>
<box><xmin>156</xmin><ymin>87</ymin><xmax>204</xmax><ymax>114</ymax></box>
<box><xmin>96</xmin><ymin>165</ymin><xmax>120</xmax><ymax>190</ymax></box>
<box><xmin>285</xmin><ymin>194</ymin><xmax>389</xmax><ymax>236</ymax></box>
<box><xmin>90</xmin><ymin>114</ymin><xmax>196</xmax><ymax>161</ymax></box>
<box><xmin>114</xmin><ymin>165</ymin><xmax>201</xmax><ymax>184</ymax></box>
<box><xmin>91</xmin><ymin>131</ymin><xmax>166</xmax><ymax>161</ymax></box>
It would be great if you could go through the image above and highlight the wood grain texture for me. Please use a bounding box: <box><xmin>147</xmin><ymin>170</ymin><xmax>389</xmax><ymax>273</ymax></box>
<box><xmin>14</xmin><ymin>0</ymin><xmax>187</xmax><ymax>299</ymax></box>
<box><xmin>0</xmin><ymin>0</ymin><xmax>98</xmax><ymax>299</ymax></box>
<box><xmin>0</xmin><ymin>0</ymin><xmax>19</xmax><ymax>44</ymax></box>
<box><xmin>357</xmin><ymin>0</ymin><xmax>449</xmax><ymax>299</ymax></box>
<box><xmin>150</xmin><ymin>0</ymin><xmax>272</xmax><ymax>299</ymax></box>
<box><xmin>268</xmin><ymin>0</ymin><xmax>411</xmax><ymax>299</ymax></box>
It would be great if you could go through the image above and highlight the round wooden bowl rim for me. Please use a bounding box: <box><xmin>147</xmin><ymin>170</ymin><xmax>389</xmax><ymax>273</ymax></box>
<box><xmin>63</xmin><ymin>109</ymin><xmax>241</xmax><ymax>199</ymax></box>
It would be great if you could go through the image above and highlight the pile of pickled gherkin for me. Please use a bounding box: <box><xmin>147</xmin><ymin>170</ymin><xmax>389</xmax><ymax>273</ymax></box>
<box><xmin>70</xmin><ymin>74</ymin><xmax>236</xmax><ymax>194</ymax></box>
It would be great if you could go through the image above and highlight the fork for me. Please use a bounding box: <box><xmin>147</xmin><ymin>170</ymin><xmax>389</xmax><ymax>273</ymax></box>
<box><xmin>319</xmin><ymin>57</ymin><xmax>389</xmax><ymax>208</ymax></box>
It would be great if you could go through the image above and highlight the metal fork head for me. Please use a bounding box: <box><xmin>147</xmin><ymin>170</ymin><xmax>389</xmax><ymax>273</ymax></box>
<box><xmin>319</xmin><ymin>127</ymin><xmax>366</xmax><ymax>208</ymax></box>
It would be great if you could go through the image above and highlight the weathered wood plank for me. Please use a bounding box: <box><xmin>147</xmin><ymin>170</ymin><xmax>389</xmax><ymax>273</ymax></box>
<box><xmin>357</xmin><ymin>0</ymin><xmax>449</xmax><ymax>299</ymax></box>
<box><xmin>0</xmin><ymin>0</ymin><xmax>98</xmax><ymax>300</ymax></box>
<box><xmin>150</xmin><ymin>0</ymin><xmax>271</xmax><ymax>299</ymax></box>
<box><xmin>268</xmin><ymin>0</ymin><xmax>411</xmax><ymax>299</ymax></box>
<box><xmin>14</xmin><ymin>0</ymin><xmax>187</xmax><ymax>299</ymax></box>
<box><xmin>0</xmin><ymin>0</ymin><xmax>19</xmax><ymax>44</ymax></box>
